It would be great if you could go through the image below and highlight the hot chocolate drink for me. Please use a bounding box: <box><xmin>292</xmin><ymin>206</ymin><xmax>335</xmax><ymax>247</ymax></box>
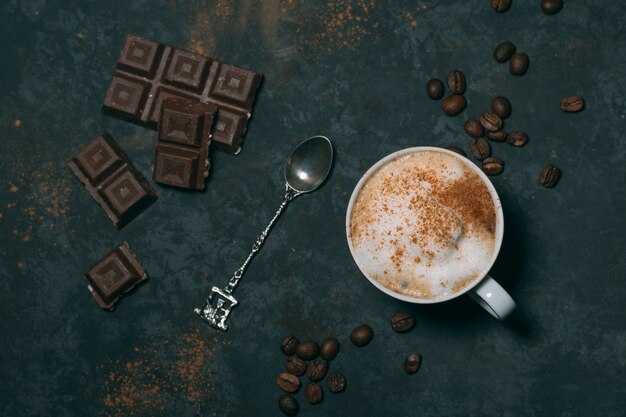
<box><xmin>348</xmin><ymin>150</ymin><xmax>498</xmax><ymax>301</ymax></box>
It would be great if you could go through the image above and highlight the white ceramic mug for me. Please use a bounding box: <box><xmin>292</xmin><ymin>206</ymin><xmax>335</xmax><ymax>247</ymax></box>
<box><xmin>345</xmin><ymin>147</ymin><xmax>516</xmax><ymax>320</ymax></box>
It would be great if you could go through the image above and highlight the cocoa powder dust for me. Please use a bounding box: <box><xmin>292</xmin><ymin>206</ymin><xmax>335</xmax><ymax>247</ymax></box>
<box><xmin>102</xmin><ymin>327</ymin><xmax>225</xmax><ymax>417</ymax></box>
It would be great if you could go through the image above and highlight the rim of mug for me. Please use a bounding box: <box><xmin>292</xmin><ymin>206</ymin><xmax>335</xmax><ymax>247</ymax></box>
<box><xmin>345</xmin><ymin>146</ymin><xmax>504</xmax><ymax>304</ymax></box>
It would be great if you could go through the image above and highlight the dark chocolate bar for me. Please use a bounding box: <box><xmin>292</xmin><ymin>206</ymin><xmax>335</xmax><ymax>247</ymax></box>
<box><xmin>68</xmin><ymin>132</ymin><xmax>157</xmax><ymax>228</ymax></box>
<box><xmin>154</xmin><ymin>98</ymin><xmax>216</xmax><ymax>190</ymax></box>
<box><xmin>85</xmin><ymin>242</ymin><xmax>147</xmax><ymax>310</ymax></box>
<box><xmin>103</xmin><ymin>34</ymin><xmax>262</xmax><ymax>154</ymax></box>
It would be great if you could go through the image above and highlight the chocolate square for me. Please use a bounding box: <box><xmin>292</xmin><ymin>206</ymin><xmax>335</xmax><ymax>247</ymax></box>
<box><xmin>72</xmin><ymin>134</ymin><xmax>125</xmax><ymax>184</ymax></box>
<box><xmin>100</xmin><ymin>169</ymin><xmax>149</xmax><ymax>218</ymax></box>
<box><xmin>160</xmin><ymin>108</ymin><xmax>201</xmax><ymax>147</ymax></box>
<box><xmin>154</xmin><ymin>144</ymin><xmax>200</xmax><ymax>189</ymax></box>
<box><xmin>85</xmin><ymin>242</ymin><xmax>147</xmax><ymax>310</ymax></box>
<box><xmin>117</xmin><ymin>35</ymin><xmax>162</xmax><ymax>76</ymax></box>
<box><xmin>212</xmin><ymin>109</ymin><xmax>247</xmax><ymax>154</ymax></box>
<box><xmin>164</xmin><ymin>49</ymin><xmax>208</xmax><ymax>91</ymax></box>
<box><xmin>211</xmin><ymin>64</ymin><xmax>259</xmax><ymax>109</ymax></box>
<box><xmin>103</xmin><ymin>76</ymin><xmax>149</xmax><ymax>119</ymax></box>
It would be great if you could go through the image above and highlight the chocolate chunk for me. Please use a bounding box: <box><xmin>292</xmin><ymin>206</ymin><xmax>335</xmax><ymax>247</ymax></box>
<box><xmin>155</xmin><ymin>98</ymin><xmax>217</xmax><ymax>190</ymax></box>
<box><xmin>85</xmin><ymin>242</ymin><xmax>147</xmax><ymax>310</ymax></box>
<box><xmin>68</xmin><ymin>132</ymin><xmax>156</xmax><ymax>228</ymax></box>
<box><xmin>103</xmin><ymin>34</ymin><xmax>262</xmax><ymax>154</ymax></box>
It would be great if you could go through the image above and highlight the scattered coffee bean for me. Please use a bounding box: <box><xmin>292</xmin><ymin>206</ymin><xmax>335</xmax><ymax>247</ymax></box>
<box><xmin>447</xmin><ymin>70</ymin><xmax>466</xmax><ymax>95</ymax></box>
<box><xmin>285</xmin><ymin>357</ymin><xmax>307</xmax><ymax>376</ymax></box>
<box><xmin>296</xmin><ymin>341</ymin><xmax>320</xmax><ymax>360</ymax></box>
<box><xmin>480</xmin><ymin>111</ymin><xmax>503</xmax><ymax>132</ymax></box>
<box><xmin>509</xmin><ymin>52</ymin><xmax>530</xmax><ymax>75</ymax></box>
<box><xmin>320</xmin><ymin>337</ymin><xmax>340</xmax><ymax>361</ymax></box>
<box><xmin>306</xmin><ymin>360</ymin><xmax>328</xmax><ymax>382</ymax></box>
<box><xmin>539</xmin><ymin>165</ymin><xmax>561</xmax><ymax>187</ymax></box>
<box><xmin>403</xmin><ymin>353</ymin><xmax>422</xmax><ymax>374</ymax></box>
<box><xmin>350</xmin><ymin>324</ymin><xmax>374</xmax><ymax>347</ymax></box>
<box><xmin>464</xmin><ymin>118</ymin><xmax>484</xmax><ymax>138</ymax></box>
<box><xmin>471</xmin><ymin>137</ymin><xmax>491</xmax><ymax>160</ymax></box>
<box><xmin>326</xmin><ymin>371</ymin><xmax>347</xmax><ymax>393</ymax></box>
<box><xmin>507</xmin><ymin>131</ymin><xmax>528</xmax><ymax>147</ymax></box>
<box><xmin>305</xmin><ymin>382</ymin><xmax>323</xmax><ymax>404</ymax></box>
<box><xmin>281</xmin><ymin>335</ymin><xmax>299</xmax><ymax>355</ymax></box>
<box><xmin>560</xmin><ymin>95</ymin><xmax>585</xmax><ymax>112</ymax></box>
<box><xmin>541</xmin><ymin>0</ymin><xmax>563</xmax><ymax>15</ymax></box>
<box><xmin>278</xmin><ymin>394</ymin><xmax>300</xmax><ymax>416</ymax></box>
<box><xmin>486</xmin><ymin>129</ymin><xmax>507</xmax><ymax>142</ymax></box>
<box><xmin>493</xmin><ymin>41</ymin><xmax>517</xmax><ymax>63</ymax></box>
<box><xmin>390</xmin><ymin>312</ymin><xmax>416</xmax><ymax>333</ymax></box>
<box><xmin>441</xmin><ymin>95</ymin><xmax>466</xmax><ymax>116</ymax></box>
<box><xmin>482</xmin><ymin>157</ymin><xmax>504</xmax><ymax>175</ymax></box>
<box><xmin>491</xmin><ymin>96</ymin><xmax>512</xmax><ymax>118</ymax></box>
<box><xmin>277</xmin><ymin>372</ymin><xmax>301</xmax><ymax>393</ymax></box>
<box><xmin>491</xmin><ymin>0</ymin><xmax>511</xmax><ymax>12</ymax></box>
<box><xmin>446</xmin><ymin>145</ymin><xmax>467</xmax><ymax>157</ymax></box>
<box><xmin>426</xmin><ymin>78</ymin><xmax>445</xmax><ymax>100</ymax></box>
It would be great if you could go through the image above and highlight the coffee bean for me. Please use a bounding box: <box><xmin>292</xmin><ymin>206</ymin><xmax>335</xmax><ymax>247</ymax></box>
<box><xmin>441</xmin><ymin>95</ymin><xmax>466</xmax><ymax>116</ymax></box>
<box><xmin>493</xmin><ymin>41</ymin><xmax>516</xmax><ymax>63</ymax></box>
<box><xmin>319</xmin><ymin>337</ymin><xmax>340</xmax><ymax>361</ymax></box>
<box><xmin>285</xmin><ymin>357</ymin><xmax>307</xmax><ymax>376</ymax></box>
<box><xmin>509</xmin><ymin>52</ymin><xmax>530</xmax><ymax>75</ymax></box>
<box><xmin>305</xmin><ymin>382</ymin><xmax>323</xmax><ymax>404</ymax></box>
<box><xmin>507</xmin><ymin>131</ymin><xmax>528</xmax><ymax>147</ymax></box>
<box><xmin>278</xmin><ymin>394</ymin><xmax>299</xmax><ymax>416</ymax></box>
<box><xmin>471</xmin><ymin>137</ymin><xmax>491</xmax><ymax>161</ymax></box>
<box><xmin>447</xmin><ymin>70</ymin><xmax>466</xmax><ymax>95</ymax></box>
<box><xmin>482</xmin><ymin>157</ymin><xmax>504</xmax><ymax>175</ymax></box>
<box><xmin>281</xmin><ymin>335</ymin><xmax>299</xmax><ymax>355</ymax></box>
<box><xmin>560</xmin><ymin>95</ymin><xmax>585</xmax><ymax>112</ymax></box>
<box><xmin>277</xmin><ymin>372</ymin><xmax>301</xmax><ymax>393</ymax></box>
<box><xmin>541</xmin><ymin>0</ymin><xmax>563</xmax><ymax>15</ymax></box>
<box><xmin>446</xmin><ymin>146</ymin><xmax>467</xmax><ymax>157</ymax></box>
<box><xmin>390</xmin><ymin>312</ymin><xmax>416</xmax><ymax>333</ymax></box>
<box><xmin>464</xmin><ymin>118</ymin><xmax>484</xmax><ymax>138</ymax></box>
<box><xmin>403</xmin><ymin>353</ymin><xmax>422</xmax><ymax>374</ymax></box>
<box><xmin>350</xmin><ymin>324</ymin><xmax>374</xmax><ymax>347</ymax></box>
<box><xmin>539</xmin><ymin>165</ymin><xmax>561</xmax><ymax>187</ymax></box>
<box><xmin>426</xmin><ymin>78</ymin><xmax>445</xmax><ymax>100</ymax></box>
<box><xmin>480</xmin><ymin>112</ymin><xmax>503</xmax><ymax>132</ymax></box>
<box><xmin>296</xmin><ymin>341</ymin><xmax>320</xmax><ymax>360</ymax></box>
<box><xmin>486</xmin><ymin>129</ymin><xmax>507</xmax><ymax>142</ymax></box>
<box><xmin>491</xmin><ymin>96</ymin><xmax>511</xmax><ymax>118</ymax></box>
<box><xmin>327</xmin><ymin>371</ymin><xmax>347</xmax><ymax>393</ymax></box>
<box><xmin>491</xmin><ymin>0</ymin><xmax>511</xmax><ymax>12</ymax></box>
<box><xmin>306</xmin><ymin>360</ymin><xmax>328</xmax><ymax>382</ymax></box>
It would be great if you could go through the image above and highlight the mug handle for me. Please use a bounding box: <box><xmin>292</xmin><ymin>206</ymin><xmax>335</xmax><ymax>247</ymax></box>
<box><xmin>467</xmin><ymin>275</ymin><xmax>516</xmax><ymax>320</ymax></box>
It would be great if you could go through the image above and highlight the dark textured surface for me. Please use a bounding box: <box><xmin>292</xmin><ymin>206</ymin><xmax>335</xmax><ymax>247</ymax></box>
<box><xmin>1</xmin><ymin>1</ymin><xmax>625</xmax><ymax>416</ymax></box>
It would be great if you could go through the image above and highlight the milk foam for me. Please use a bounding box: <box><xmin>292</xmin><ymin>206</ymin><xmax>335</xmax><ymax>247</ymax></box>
<box><xmin>349</xmin><ymin>151</ymin><xmax>497</xmax><ymax>301</ymax></box>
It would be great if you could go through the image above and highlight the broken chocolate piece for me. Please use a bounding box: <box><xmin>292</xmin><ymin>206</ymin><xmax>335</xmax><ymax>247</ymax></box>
<box><xmin>155</xmin><ymin>97</ymin><xmax>216</xmax><ymax>190</ymax></box>
<box><xmin>68</xmin><ymin>132</ymin><xmax>157</xmax><ymax>228</ymax></box>
<box><xmin>103</xmin><ymin>34</ymin><xmax>262</xmax><ymax>154</ymax></box>
<box><xmin>85</xmin><ymin>242</ymin><xmax>147</xmax><ymax>310</ymax></box>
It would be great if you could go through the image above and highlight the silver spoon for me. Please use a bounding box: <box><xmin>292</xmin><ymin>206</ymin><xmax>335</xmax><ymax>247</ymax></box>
<box><xmin>195</xmin><ymin>135</ymin><xmax>334</xmax><ymax>331</ymax></box>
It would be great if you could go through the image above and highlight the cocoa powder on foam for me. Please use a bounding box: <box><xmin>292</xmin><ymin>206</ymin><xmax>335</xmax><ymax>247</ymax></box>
<box><xmin>349</xmin><ymin>151</ymin><xmax>497</xmax><ymax>300</ymax></box>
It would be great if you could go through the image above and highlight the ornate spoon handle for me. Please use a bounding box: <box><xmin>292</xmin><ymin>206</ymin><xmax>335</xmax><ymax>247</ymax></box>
<box><xmin>194</xmin><ymin>184</ymin><xmax>301</xmax><ymax>331</ymax></box>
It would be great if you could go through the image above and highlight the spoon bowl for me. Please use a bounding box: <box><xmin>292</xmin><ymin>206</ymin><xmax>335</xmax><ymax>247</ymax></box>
<box><xmin>284</xmin><ymin>135</ymin><xmax>333</xmax><ymax>193</ymax></box>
